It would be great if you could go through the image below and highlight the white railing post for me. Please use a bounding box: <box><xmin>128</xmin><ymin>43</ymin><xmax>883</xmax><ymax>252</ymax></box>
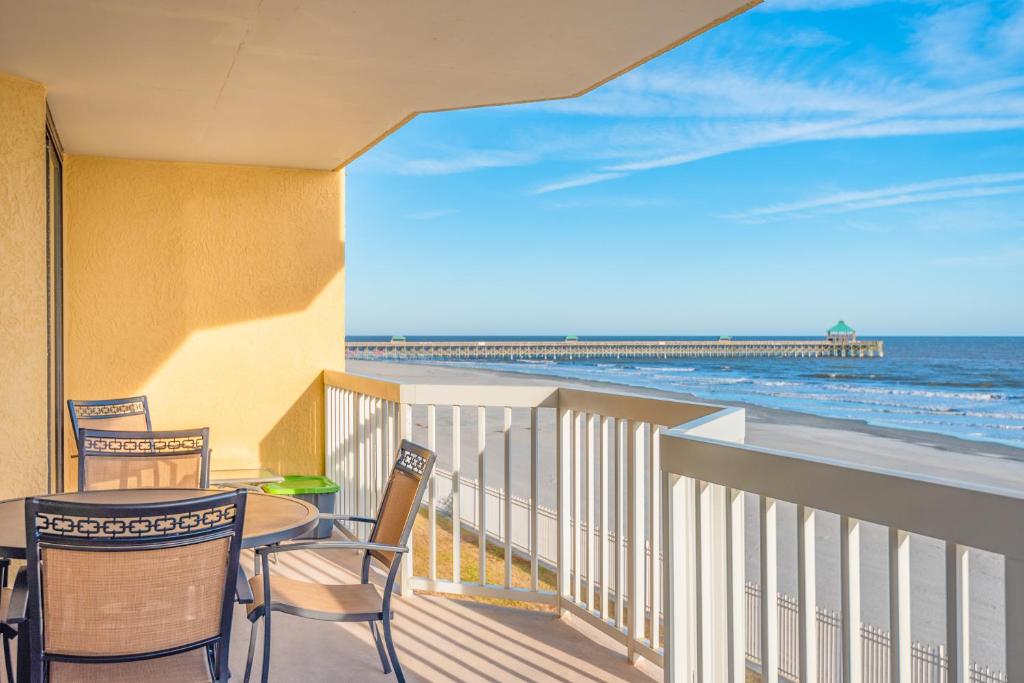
<box><xmin>663</xmin><ymin>472</ymin><xmax>691</xmax><ymax>683</ymax></box>
<box><xmin>1005</xmin><ymin>555</ymin><xmax>1024</xmax><ymax>682</ymax></box>
<box><xmin>398</xmin><ymin>401</ymin><xmax>412</xmax><ymax>597</ymax></box>
<box><xmin>557</xmin><ymin>406</ymin><xmax>571</xmax><ymax>617</ymax></box>
<box><xmin>503</xmin><ymin>406</ymin><xmax>513</xmax><ymax>589</ymax></box>
<box><xmin>798</xmin><ymin>505</ymin><xmax>817</xmax><ymax>683</ymax></box>
<box><xmin>427</xmin><ymin>404</ymin><xmax>436</xmax><ymax>582</ymax></box>
<box><xmin>452</xmin><ymin>405</ymin><xmax>462</xmax><ymax>584</ymax></box>
<box><xmin>599</xmin><ymin>415</ymin><xmax>611</xmax><ymax>620</ymax></box>
<box><xmin>760</xmin><ymin>496</ymin><xmax>779</xmax><ymax>683</ymax></box>
<box><xmin>726</xmin><ymin>487</ymin><xmax>745</xmax><ymax>683</ymax></box>
<box><xmin>530</xmin><ymin>407</ymin><xmax>539</xmax><ymax>592</ymax></box>
<box><xmin>477</xmin><ymin>406</ymin><xmax>487</xmax><ymax>587</ymax></box>
<box><xmin>627</xmin><ymin>420</ymin><xmax>645</xmax><ymax>663</ymax></box>
<box><xmin>890</xmin><ymin>528</ymin><xmax>910</xmax><ymax>683</ymax></box>
<box><xmin>841</xmin><ymin>515</ymin><xmax>862</xmax><ymax>683</ymax></box>
<box><xmin>946</xmin><ymin>542</ymin><xmax>970</xmax><ymax>683</ymax></box>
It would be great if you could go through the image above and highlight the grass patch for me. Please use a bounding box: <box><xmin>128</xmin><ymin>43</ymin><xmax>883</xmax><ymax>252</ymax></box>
<box><xmin>410</xmin><ymin>509</ymin><xmax>557</xmax><ymax>611</ymax></box>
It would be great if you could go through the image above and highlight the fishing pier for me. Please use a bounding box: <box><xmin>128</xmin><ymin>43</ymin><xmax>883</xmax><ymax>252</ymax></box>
<box><xmin>346</xmin><ymin>338</ymin><xmax>884</xmax><ymax>361</ymax></box>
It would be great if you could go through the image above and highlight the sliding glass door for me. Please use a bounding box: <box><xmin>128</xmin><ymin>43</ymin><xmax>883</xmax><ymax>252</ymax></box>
<box><xmin>45</xmin><ymin>108</ymin><xmax>64</xmax><ymax>492</ymax></box>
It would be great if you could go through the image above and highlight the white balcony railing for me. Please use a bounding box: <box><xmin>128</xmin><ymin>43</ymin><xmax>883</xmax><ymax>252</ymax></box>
<box><xmin>323</xmin><ymin>370</ymin><xmax>1019</xmax><ymax>682</ymax></box>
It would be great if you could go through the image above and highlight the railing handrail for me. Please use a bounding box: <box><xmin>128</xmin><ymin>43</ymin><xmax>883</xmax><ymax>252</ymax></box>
<box><xmin>324</xmin><ymin>369</ymin><xmax>724</xmax><ymax>427</ymax></box>
<box><xmin>661</xmin><ymin>430</ymin><xmax>1024</xmax><ymax>558</ymax></box>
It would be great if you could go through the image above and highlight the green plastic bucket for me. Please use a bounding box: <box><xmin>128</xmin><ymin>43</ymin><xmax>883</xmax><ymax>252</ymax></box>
<box><xmin>263</xmin><ymin>475</ymin><xmax>339</xmax><ymax>539</ymax></box>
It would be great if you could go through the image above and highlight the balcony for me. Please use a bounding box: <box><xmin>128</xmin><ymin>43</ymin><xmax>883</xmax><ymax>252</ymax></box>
<box><xmin>318</xmin><ymin>369</ymin><xmax>1022</xmax><ymax>682</ymax></box>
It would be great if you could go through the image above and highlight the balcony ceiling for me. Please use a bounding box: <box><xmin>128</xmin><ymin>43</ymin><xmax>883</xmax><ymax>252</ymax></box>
<box><xmin>0</xmin><ymin>0</ymin><xmax>756</xmax><ymax>170</ymax></box>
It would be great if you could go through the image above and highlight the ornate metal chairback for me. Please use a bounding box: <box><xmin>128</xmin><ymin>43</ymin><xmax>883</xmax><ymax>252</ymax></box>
<box><xmin>77</xmin><ymin>427</ymin><xmax>211</xmax><ymax>491</ymax></box>
<box><xmin>24</xmin><ymin>490</ymin><xmax>246</xmax><ymax>679</ymax></box>
<box><xmin>367</xmin><ymin>439</ymin><xmax>436</xmax><ymax>569</ymax></box>
<box><xmin>68</xmin><ymin>396</ymin><xmax>152</xmax><ymax>437</ymax></box>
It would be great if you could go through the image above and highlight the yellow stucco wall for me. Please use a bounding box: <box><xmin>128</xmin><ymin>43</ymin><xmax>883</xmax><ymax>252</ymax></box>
<box><xmin>64</xmin><ymin>157</ymin><xmax>344</xmax><ymax>487</ymax></box>
<box><xmin>0</xmin><ymin>72</ymin><xmax>49</xmax><ymax>498</ymax></box>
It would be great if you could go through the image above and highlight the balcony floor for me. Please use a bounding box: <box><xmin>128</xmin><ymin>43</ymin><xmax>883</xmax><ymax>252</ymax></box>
<box><xmin>229</xmin><ymin>544</ymin><xmax>660</xmax><ymax>682</ymax></box>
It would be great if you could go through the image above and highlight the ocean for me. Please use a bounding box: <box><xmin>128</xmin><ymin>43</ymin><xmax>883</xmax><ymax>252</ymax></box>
<box><xmin>348</xmin><ymin>336</ymin><xmax>1024</xmax><ymax>449</ymax></box>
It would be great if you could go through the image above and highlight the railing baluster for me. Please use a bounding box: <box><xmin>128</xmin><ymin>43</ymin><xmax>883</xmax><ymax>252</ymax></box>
<box><xmin>347</xmin><ymin>391</ymin><xmax>356</xmax><ymax>517</ymax></box>
<box><xmin>530</xmin><ymin>406</ymin><xmax>539</xmax><ymax>592</ymax></box>
<box><xmin>400</xmin><ymin>402</ymin><xmax>413</xmax><ymax>596</ymax></box>
<box><xmin>377</xmin><ymin>399</ymin><xmax>385</xmax><ymax>498</ymax></box>
<box><xmin>650</xmin><ymin>425</ymin><xmax>662</xmax><ymax>650</ymax></box>
<box><xmin>946</xmin><ymin>542</ymin><xmax>970</xmax><ymax>683</ymax></box>
<box><xmin>386</xmin><ymin>400</ymin><xmax>396</xmax><ymax>469</ymax></box>
<box><xmin>573</xmin><ymin>410</ymin><xmax>584</xmax><ymax>603</ymax></box>
<box><xmin>586</xmin><ymin>412</ymin><xmax>596</xmax><ymax>611</ymax></box>
<box><xmin>890</xmin><ymin>527</ymin><xmax>910</xmax><ymax>683</ymax></box>
<box><xmin>1007</xmin><ymin>556</ymin><xmax>1024</xmax><ymax>683</ymax></box>
<box><xmin>616</xmin><ymin>418</ymin><xmax>626</xmax><ymax>630</ymax></box>
<box><xmin>427</xmin><ymin>404</ymin><xmax>436</xmax><ymax>581</ymax></box>
<box><xmin>727</xmin><ymin>487</ymin><xmax>745</xmax><ymax>683</ymax></box>
<box><xmin>452</xmin><ymin>405</ymin><xmax>462</xmax><ymax>584</ymax></box>
<box><xmin>695</xmin><ymin>479</ymin><xmax>712</xmax><ymax>679</ymax></box>
<box><xmin>663</xmin><ymin>472</ymin><xmax>693</xmax><ymax>682</ymax></box>
<box><xmin>761</xmin><ymin>496</ymin><xmax>779</xmax><ymax>683</ymax></box>
<box><xmin>628</xmin><ymin>420</ymin><xmax>645</xmax><ymax>662</ymax></box>
<box><xmin>374</xmin><ymin>398</ymin><xmax>383</xmax><ymax>506</ymax></box>
<box><xmin>477</xmin><ymin>405</ymin><xmax>487</xmax><ymax>587</ymax></box>
<box><xmin>557</xmin><ymin>406</ymin><xmax>571</xmax><ymax>616</ymax></box>
<box><xmin>503</xmin><ymin>406</ymin><xmax>512</xmax><ymax>589</ymax></box>
<box><xmin>799</xmin><ymin>505</ymin><xmax>817</xmax><ymax>683</ymax></box>
<box><xmin>842</xmin><ymin>515</ymin><xmax>862</xmax><ymax>683</ymax></box>
<box><xmin>357</xmin><ymin>395</ymin><xmax>366</xmax><ymax>517</ymax></box>
<box><xmin>599</xmin><ymin>415</ymin><xmax>610</xmax><ymax>621</ymax></box>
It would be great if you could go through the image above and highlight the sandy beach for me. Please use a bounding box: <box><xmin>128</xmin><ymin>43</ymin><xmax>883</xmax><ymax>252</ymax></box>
<box><xmin>348</xmin><ymin>359</ymin><xmax>1024</xmax><ymax>670</ymax></box>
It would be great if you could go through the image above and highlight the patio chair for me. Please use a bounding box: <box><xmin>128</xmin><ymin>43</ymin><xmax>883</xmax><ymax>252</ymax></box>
<box><xmin>77</xmin><ymin>428</ymin><xmax>211</xmax><ymax>491</ymax></box>
<box><xmin>16</xmin><ymin>489</ymin><xmax>247</xmax><ymax>682</ymax></box>
<box><xmin>1</xmin><ymin>558</ymin><xmax>20</xmax><ymax>683</ymax></box>
<box><xmin>243</xmin><ymin>440</ymin><xmax>436</xmax><ymax>683</ymax></box>
<box><xmin>67</xmin><ymin>396</ymin><xmax>152</xmax><ymax>436</ymax></box>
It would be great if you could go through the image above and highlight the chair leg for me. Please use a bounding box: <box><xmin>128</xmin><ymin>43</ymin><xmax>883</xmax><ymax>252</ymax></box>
<box><xmin>260</xmin><ymin>609</ymin><xmax>272</xmax><ymax>683</ymax></box>
<box><xmin>2</xmin><ymin>634</ymin><xmax>12</xmax><ymax>683</ymax></box>
<box><xmin>370</xmin><ymin>622</ymin><xmax>391</xmax><ymax>675</ymax></box>
<box><xmin>243</xmin><ymin>619</ymin><xmax>259</xmax><ymax>683</ymax></box>
<box><xmin>382</xmin><ymin>612</ymin><xmax>404</xmax><ymax>683</ymax></box>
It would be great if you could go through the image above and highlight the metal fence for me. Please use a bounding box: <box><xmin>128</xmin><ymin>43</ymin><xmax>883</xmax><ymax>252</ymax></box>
<box><xmin>744</xmin><ymin>583</ymin><xmax>1006</xmax><ymax>683</ymax></box>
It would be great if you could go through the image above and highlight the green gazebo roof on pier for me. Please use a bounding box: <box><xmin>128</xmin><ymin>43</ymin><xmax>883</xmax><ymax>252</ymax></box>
<box><xmin>828</xmin><ymin>320</ymin><xmax>855</xmax><ymax>334</ymax></box>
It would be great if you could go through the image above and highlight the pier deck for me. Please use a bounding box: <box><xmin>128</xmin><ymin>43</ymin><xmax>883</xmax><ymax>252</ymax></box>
<box><xmin>346</xmin><ymin>339</ymin><xmax>884</xmax><ymax>361</ymax></box>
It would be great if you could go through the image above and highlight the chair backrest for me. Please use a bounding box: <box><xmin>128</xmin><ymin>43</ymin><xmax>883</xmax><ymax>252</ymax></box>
<box><xmin>24</xmin><ymin>489</ymin><xmax>246</xmax><ymax>681</ymax></box>
<box><xmin>68</xmin><ymin>396</ymin><xmax>152</xmax><ymax>438</ymax></box>
<box><xmin>77</xmin><ymin>428</ymin><xmax>211</xmax><ymax>491</ymax></box>
<box><xmin>368</xmin><ymin>440</ymin><xmax>435</xmax><ymax>569</ymax></box>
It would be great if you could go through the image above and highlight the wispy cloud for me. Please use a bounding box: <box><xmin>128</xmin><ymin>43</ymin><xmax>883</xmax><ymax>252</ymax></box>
<box><xmin>729</xmin><ymin>172</ymin><xmax>1024</xmax><ymax>222</ymax></box>
<box><xmin>531</xmin><ymin>172</ymin><xmax>627</xmax><ymax>194</ymax></box>
<box><xmin>406</xmin><ymin>209</ymin><xmax>459</xmax><ymax>220</ymax></box>
<box><xmin>398</xmin><ymin>150</ymin><xmax>536</xmax><ymax>175</ymax></box>
<box><xmin>932</xmin><ymin>244</ymin><xmax>1024</xmax><ymax>266</ymax></box>
<box><xmin>757</xmin><ymin>0</ymin><xmax>908</xmax><ymax>11</ymax></box>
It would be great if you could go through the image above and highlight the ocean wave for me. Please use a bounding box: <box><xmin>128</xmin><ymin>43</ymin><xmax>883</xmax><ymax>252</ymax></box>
<box><xmin>822</xmin><ymin>384</ymin><xmax>1004</xmax><ymax>402</ymax></box>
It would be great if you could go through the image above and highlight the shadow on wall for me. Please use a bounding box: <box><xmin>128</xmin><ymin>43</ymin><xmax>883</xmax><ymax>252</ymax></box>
<box><xmin>259</xmin><ymin>377</ymin><xmax>324</xmax><ymax>477</ymax></box>
<box><xmin>64</xmin><ymin>157</ymin><xmax>345</xmax><ymax>472</ymax></box>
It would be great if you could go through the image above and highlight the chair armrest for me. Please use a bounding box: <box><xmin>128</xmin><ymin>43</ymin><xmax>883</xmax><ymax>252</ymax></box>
<box><xmin>257</xmin><ymin>541</ymin><xmax>407</xmax><ymax>556</ymax></box>
<box><xmin>235</xmin><ymin>566</ymin><xmax>254</xmax><ymax>604</ymax></box>
<box><xmin>7</xmin><ymin>568</ymin><xmax>27</xmax><ymax>625</ymax></box>
<box><xmin>319</xmin><ymin>513</ymin><xmax>376</xmax><ymax>524</ymax></box>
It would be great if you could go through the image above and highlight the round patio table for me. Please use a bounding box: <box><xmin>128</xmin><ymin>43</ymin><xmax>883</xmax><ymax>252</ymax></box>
<box><xmin>0</xmin><ymin>487</ymin><xmax>319</xmax><ymax>559</ymax></box>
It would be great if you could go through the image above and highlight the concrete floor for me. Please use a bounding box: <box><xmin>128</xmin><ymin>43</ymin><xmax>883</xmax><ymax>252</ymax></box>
<box><xmin>231</xmin><ymin>546</ymin><xmax>661</xmax><ymax>682</ymax></box>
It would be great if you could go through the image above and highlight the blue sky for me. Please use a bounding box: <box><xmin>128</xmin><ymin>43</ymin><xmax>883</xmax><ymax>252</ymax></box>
<box><xmin>346</xmin><ymin>0</ymin><xmax>1024</xmax><ymax>336</ymax></box>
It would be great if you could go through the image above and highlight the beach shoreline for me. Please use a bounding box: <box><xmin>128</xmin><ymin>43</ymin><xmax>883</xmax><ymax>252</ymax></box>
<box><xmin>347</xmin><ymin>359</ymin><xmax>1024</xmax><ymax>489</ymax></box>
